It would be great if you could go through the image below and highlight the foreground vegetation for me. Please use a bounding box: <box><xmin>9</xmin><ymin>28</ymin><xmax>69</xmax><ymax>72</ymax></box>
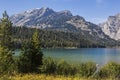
<box><xmin>1</xmin><ymin>57</ymin><xmax>120</xmax><ymax>80</ymax></box>
<box><xmin>40</xmin><ymin>58</ymin><xmax>120</xmax><ymax>79</ymax></box>
<box><xmin>0</xmin><ymin>59</ymin><xmax>120</xmax><ymax>80</ymax></box>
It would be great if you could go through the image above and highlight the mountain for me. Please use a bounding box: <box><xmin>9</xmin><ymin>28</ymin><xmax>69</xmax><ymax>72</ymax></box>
<box><xmin>10</xmin><ymin>7</ymin><xmax>56</xmax><ymax>27</ymax></box>
<box><xmin>10</xmin><ymin>7</ymin><xmax>73</xmax><ymax>29</ymax></box>
<box><xmin>10</xmin><ymin>7</ymin><xmax>111</xmax><ymax>41</ymax></box>
<box><xmin>99</xmin><ymin>13</ymin><xmax>120</xmax><ymax>40</ymax></box>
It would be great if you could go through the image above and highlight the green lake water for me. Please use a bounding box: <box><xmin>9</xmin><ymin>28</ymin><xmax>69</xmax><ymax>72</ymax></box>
<box><xmin>15</xmin><ymin>48</ymin><xmax>120</xmax><ymax>65</ymax></box>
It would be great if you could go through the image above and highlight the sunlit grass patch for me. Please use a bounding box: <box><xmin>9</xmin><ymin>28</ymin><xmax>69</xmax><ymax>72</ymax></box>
<box><xmin>1</xmin><ymin>74</ymin><xmax>113</xmax><ymax>80</ymax></box>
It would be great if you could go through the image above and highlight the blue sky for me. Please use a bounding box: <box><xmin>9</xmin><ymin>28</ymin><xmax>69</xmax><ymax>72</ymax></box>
<box><xmin>0</xmin><ymin>0</ymin><xmax>120</xmax><ymax>24</ymax></box>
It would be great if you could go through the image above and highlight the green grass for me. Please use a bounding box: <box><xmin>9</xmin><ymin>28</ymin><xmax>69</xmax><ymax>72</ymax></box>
<box><xmin>0</xmin><ymin>74</ymin><xmax>114</xmax><ymax>80</ymax></box>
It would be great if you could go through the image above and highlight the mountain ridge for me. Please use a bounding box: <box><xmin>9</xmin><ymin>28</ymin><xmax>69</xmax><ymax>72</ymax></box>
<box><xmin>10</xmin><ymin>8</ymin><xmax>104</xmax><ymax>34</ymax></box>
<box><xmin>9</xmin><ymin>7</ymin><xmax>116</xmax><ymax>43</ymax></box>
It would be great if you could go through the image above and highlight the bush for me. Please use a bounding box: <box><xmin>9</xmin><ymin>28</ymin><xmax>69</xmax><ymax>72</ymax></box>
<box><xmin>40</xmin><ymin>58</ymin><xmax>77</xmax><ymax>76</ymax></box>
<box><xmin>97</xmin><ymin>62</ymin><xmax>120</xmax><ymax>79</ymax></box>
<box><xmin>56</xmin><ymin>60</ymin><xmax>77</xmax><ymax>76</ymax></box>
<box><xmin>40</xmin><ymin>57</ymin><xmax>57</xmax><ymax>74</ymax></box>
<box><xmin>78</xmin><ymin>62</ymin><xmax>96</xmax><ymax>78</ymax></box>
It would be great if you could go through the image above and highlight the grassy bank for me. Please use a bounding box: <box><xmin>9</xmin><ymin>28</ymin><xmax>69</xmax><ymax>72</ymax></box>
<box><xmin>0</xmin><ymin>74</ymin><xmax>114</xmax><ymax>80</ymax></box>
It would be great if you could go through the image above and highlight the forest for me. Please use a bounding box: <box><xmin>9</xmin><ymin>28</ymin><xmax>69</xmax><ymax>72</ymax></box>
<box><xmin>12</xmin><ymin>26</ymin><xmax>118</xmax><ymax>49</ymax></box>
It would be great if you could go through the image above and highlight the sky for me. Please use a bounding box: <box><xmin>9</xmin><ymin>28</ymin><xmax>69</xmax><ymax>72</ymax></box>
<box><xmin>0</xmin><ymin>0</ymin><xmax>120</xmax><ymax>24</ymax></box>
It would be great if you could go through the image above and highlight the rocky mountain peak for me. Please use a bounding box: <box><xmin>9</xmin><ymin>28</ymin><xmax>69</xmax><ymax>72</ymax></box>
<box><xmin>58</xmin><ymin>10</ymin><xmax>72</xmax><ymax>16</ymax></box>
<box><xmin>71</xmin><ymin>15</ymin><xmax>85</xmax><ymax>21</ymax></box>
<box><xmin>100</xmin><ymin>13</ymin><xmax>120</xmax><ymax>40</ymax></box>
<box><xmin>24</xmin><ymin>7</ymin><xmax>54</xmax><ymax>14</ymax></box>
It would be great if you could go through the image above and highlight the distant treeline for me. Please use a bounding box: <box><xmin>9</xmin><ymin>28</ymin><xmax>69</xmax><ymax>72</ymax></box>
<box><xmin>12</xmin><ymin>26</ymin><xmax>118</xmax><ymax>49</ymax></box>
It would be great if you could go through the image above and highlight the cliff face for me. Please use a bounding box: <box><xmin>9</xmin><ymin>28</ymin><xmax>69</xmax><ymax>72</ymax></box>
<box><xmin>100</xmin><ymin>13</ymin><xmax>120</xmax><ymax>40</ymax></box>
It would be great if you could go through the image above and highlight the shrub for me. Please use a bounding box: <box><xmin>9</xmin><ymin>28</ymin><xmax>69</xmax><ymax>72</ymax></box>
<box><xmin>40</xmin><ymin>57</ymin><xmax>57</xmax><ymax>74</ymax></box>
<box><xmin>97</xmin><ymin>62</ymin><xmax>120</xmax><ymax>79</ymax></box>
<box><xmin>78</xmin><ymin>62</ymin><xmax>96</xmax><ymax>78</ymax></box>
<box><xmin>40</xmin><ymin>58</ymin><xmax>77</xmax><ymax>76</ymax></box>
<box><xmin>56</xmin><ymin>60</ymin><xmax>77</xmax><ymax>76</ymax></box>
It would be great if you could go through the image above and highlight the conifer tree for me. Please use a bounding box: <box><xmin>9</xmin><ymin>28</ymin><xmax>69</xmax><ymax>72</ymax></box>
<box><xmin>0</xmin><ymin>11</ymin><xmax>15</xmax><ymax>74</ymax></box>
<box><xmin>18</xmin><ymin>29</ymin><xmax>43</xmax><ymax>73</ymax></box>
<box><xmin>32</xmin><ymin>29</ymin><xmax>41</xmax><ymax>49</ymax></box>
<box><xmin>0</xmin><ymin>11</ymin><xmax>13</xmax><ymax>48</ymax></box>
<box><xmin>31</xmin><ymin>29</ymin><xmax>43</xmax><ymax>67</ymax></box>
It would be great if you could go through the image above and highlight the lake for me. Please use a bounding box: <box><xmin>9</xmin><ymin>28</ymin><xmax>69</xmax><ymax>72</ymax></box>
<box><xmin>15</xmin><ymin>48</ymin><xmax>120</xmax><ymax>65</ymax></box>
<box><xmin>43</xmin><ymin>48</ymin><xmax>120</xmax><ymax>65</ymax></box>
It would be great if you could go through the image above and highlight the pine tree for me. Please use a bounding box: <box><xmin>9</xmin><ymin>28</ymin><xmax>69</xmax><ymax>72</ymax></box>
<box><xmin>0</xmin><ymin>11</ymin><xmax>13</xmax><ymax>48</ymax></box>
<box><xmin>0</xmin><ymin>11</ymin><xmax>15</xmax><ymax>74</ymax></box>
<box><xmin>18</xmin><ymin>29</ymin><xmax>43</xmax><ymax>73</ymax></box>
<box><xmin>32</xmin><ymin>29</ymin><xmax>41</xmax><ymax>49</ymax></box>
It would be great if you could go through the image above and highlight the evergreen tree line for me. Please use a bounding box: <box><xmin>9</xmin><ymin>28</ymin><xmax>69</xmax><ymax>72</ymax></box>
<box><xmin>12</xmin><ymin>26</ymin><xmax>118</xmax><ymax>49</ymax></box>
